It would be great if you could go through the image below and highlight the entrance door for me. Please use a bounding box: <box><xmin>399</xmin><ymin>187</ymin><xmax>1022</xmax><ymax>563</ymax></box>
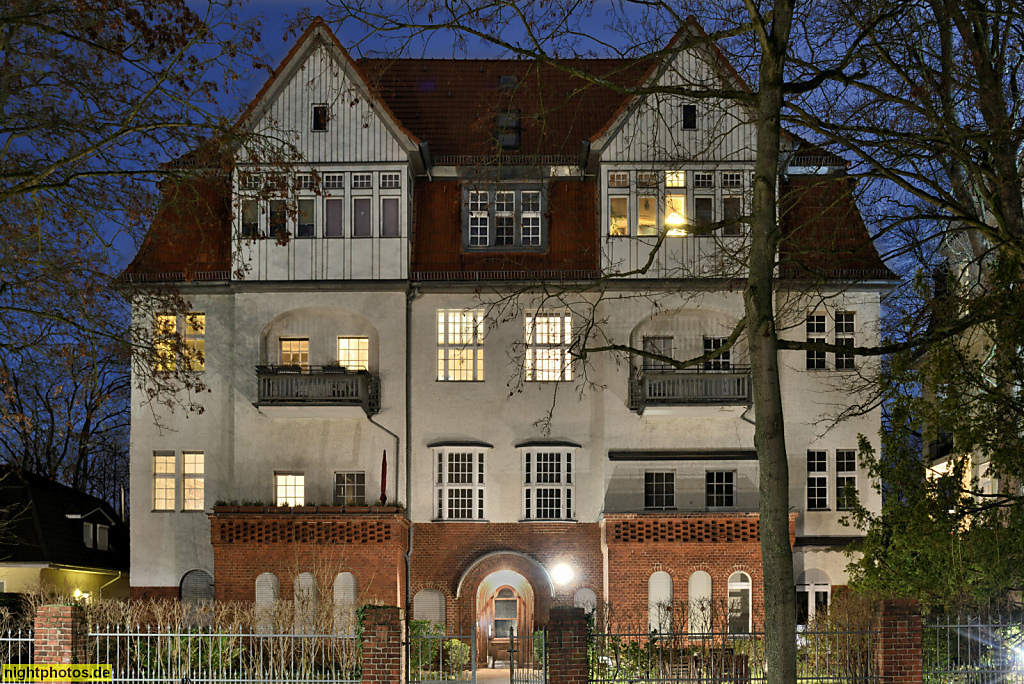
<box><xmin>482</xmin><ymin>585</ymin><xmax>530</xmax><ymax>666</ymax></box>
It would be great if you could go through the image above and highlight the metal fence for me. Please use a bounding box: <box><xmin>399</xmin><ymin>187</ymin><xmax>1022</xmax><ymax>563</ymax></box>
<box><xmin>88</xmin><ymin>625</ymin><xmax>360</xmax><ymax>683</ymax></box>
<box><xmin>0</xmin><ymin>628</ymin><xmax>33</xmax><ymax>664</ymax></box>
<box><xmin>590</xmin><ymin>627</ymin><xmax>878</xmax><ymax>684</ymax></box>
<box><xmin>408</xmin><ymin>631</ymin><xmax>476</xmax><ymax>684</ymax></box>
<box><xmin>511</xmin><ymin>628</ymin><xmax>545</xmax><ymax>684</ymax></box>
<box><xmin>924</xmin><ymin>615</ymin><xmax>1024</xmax><ymax>684</ymax></box>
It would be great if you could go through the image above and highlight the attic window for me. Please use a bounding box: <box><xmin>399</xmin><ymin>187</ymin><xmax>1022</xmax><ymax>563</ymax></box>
<box><xmin>83</xmin><ymin>522</ymin><xmax>93</xmax><ymax>547</ymax></box>
<box><xmin>97</xmin><ymin>525</ymin><xmax>109</xmax><ymax>551</ymax></box>
<box><xmin>312</xmin><ymin>104</ymin><xmax>330</xmax><ymax>131</ymax></box>
<box><xmin>498</xmin><ymin>75</ymin><xmax>519</xmax><ymax>89</ymax></box>
<box><xmin>682</xmin><ymin>104</ymin><xmax>697</xmax><ymax>130</ymax></box>
<box><xmin>496</xmin><ymin>110</ymin><xmax>522</xmax><ymax>150</ymax></box>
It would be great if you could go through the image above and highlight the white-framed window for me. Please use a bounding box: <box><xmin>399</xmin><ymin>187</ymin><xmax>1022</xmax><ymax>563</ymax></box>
<box><xmin>296</xmin><ymin>198</ymin><xmax>316</xmax><ymax>238</ymax></box>
<box><xmin>462</xmin><ymin>185</ymin><xmax>546</xmax><ymax>249</ymax></box>
<box><xmin>183</xmin><ymin>451</ymin><xmax>205</xmax><ymax>511</ymax></box>
<box><xmin>337</xmin><ymin>337</ymin><xmax>369</xmax><ymax>370</ymax></box>
<box><xmin>154</xmin><ymin>314</ymin><xmax>177</xmax><ymax>372</ymax></box>
<box><xmin>705</xmin><ymin>471</ymin><xmax>735</xmax><ymax>508</ymax></box>
<box><xmin>796</xmin><ymin>570</ymin><xmax>831</xmax><ymax>626</ymax></box>
<box><xmin>648</xmin><ymin>571</ymin><xmax>673</xmax><ymax>633</ymax></box>
<box><xmin>325</xmin><ymin>198</ymin><xmax>344</xmax><ymax>237</ymax></box>
<box><xmin>703</xmin><ymin>337</ymin><xmax>731</xmax><ymax>371</ymax></box>
<box><xmin>96</xmin><ymin>524</ymin><xmax>109</xmax><ymax>551</ymax></box>
<box><xmin>241</xmin><ymin>199</ymin><xmax>260</xmax><ymax>238</ymax></box>
<box><xmin>836</xmin><ymin>450</ymin><xmax>857</xmax><ymax>510</ymax></box>
<box><xmin>806</xmin><ymin>315</ymin><xmax>827</xmax><ymax>370</ymax></box>
<box><xmin>184</xmin><ymin>313</ymin><xmax>206</xmax><ymax>372</ymax></box>
<box><xmin>381</xmin><ymin>197</ymin><xmax>400</xmax><ymax>237</ymax></box>
<box><xmin>275</xmin><ymin>472</ymin><xmax>305</xmax><ymax>507</ymax></box>
<box><xmin>688</xmin><ymin>571</ymin><xmax>712</xmax><ymax>634</ymax></box>
<box><xmin>83</xmin><ymin>522</ymin><xmax>94</xmax><ymax>547</ymax></box>
<box><xmin>522</xmin><ymin>448</ymin><xmax>574</xmax><ymax>520</ymax></box>
<box><xmin>352</xmin><ymin>197</ymin><xmax>371</xmax><ymax>237</ymax></box>
<box><xmin>312</xmin><ymin>104</ymin><xmax>329</xmax><ymax>131</ymax></box>
<box><xmin>835</xmin><ymin>312</ymin><xmax>855</xmax><ymax>370</ymax></box>
<box><xmin>693</xmin><ymin>196</ymin><xmax>714</xmax><ymax>229</ymax></box>
<box><xmin>154</xmin><ymin>312</ymin><xmax>205</xmax><ymax>372</ymax></box>
<box><xmin>437</xmin><ymin>309</ymin><xmax>485</xmax><ymax>381</ymax></box>
<box><xmin>608</xmin><ymin>171</ymin><xmax>629</xmax><ymax>187</ymax></box>
<box><xmin>722</xmin><ymin>172</ymin><xmax>743</xmax><ymax>188</ymax></box>
<box><xmin>644</xmin><ymin>471</ymin><xmax>675</xmax><ymax>509</ymax></box>
<box><xmin>722</xmin><ymin>196</ymin><xmax>744</xmax><ymax>236</ymax></box>
<box><xmin>334</xmin><ymin>471</ymin><xmax>366</xmax><ymax>506</ymax></box>
<box><xmin>434</xmin><ymin>448</ymin><xmax>486</xmax><ymax>520</ymax></box>
<box><xmin>727</xmin><ymin>572</ymin><xmax>752</xmax><ymax>633</ymax></box>
<box><xmin>269</xmin><ymin>199</ymin><xmax>287</xmax><ymax>239</ymax></box>
<box><xmin>324</xmin><ymin>174</ymin><xmax>344</xmax><ymax>190</ymax></box>
<box><xmin>280</xmin><ymin>338</ymin><xmax>309</xmax><ymax>369</ymax></box>
<box><xmin>807</xmin><ymin>451</ymin><xmax>828</xmax><ymax>510</ymax></box>
<box><xmin>609</xmin><ymin>195</ymin><xmax>629</xmax><ymax>236</ymax></box>
<box><xmin>153</xmin><ymin>451</ymin><xmax>175</xmax><ymax>510</ymax></box>
<box><xmin>693</xmin><ymin>172</ymin><xmax>714</xmax><ymax>188</ymax></box>
<box><xmin>642</xmin><ymin>336</ymin><xmax>674</xmax><ymax>371</ymax></box>
<box><xmin>351</xmin><ymin>173</ymin><xmax>372</xmax><ymax>189</ymax></box>
<box><xmin>380</xmin><ymin>172</ymin><xmax>401</xmax><ymax>189</ymax></box>
<box><xmin>524</xmin><ymin>311</ymin><xmax>573</xmax><ymax>382</ymax></box>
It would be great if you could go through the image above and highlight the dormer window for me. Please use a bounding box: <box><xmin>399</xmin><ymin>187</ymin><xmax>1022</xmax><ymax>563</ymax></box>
<box><xmin>463</xmin><ymin>184</ymin><xmax>545</xmax><ymax>250</ymax></box>
<box><xmin>83</xmin><ymin>522</ymin><xmax>109</xmax><ymax>550</ymax></box>
<box><xmin>496</xmin><ymin>109</ymin><xmax>522</xmax><ymax>150</ymax></box>
<box><xmin>312</xmin><ymin>104</ymin><xmax>329</xmax><ymax>131</ymax></box>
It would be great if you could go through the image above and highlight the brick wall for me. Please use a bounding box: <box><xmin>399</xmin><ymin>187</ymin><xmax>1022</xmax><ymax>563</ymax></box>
<box><xmin>209</xmin><ymin>511</ymin><xmax>409</xmax><ymax>605</ymax></box>
<box><xmin>129</xmin><ymin>586</ymin><xmax>178</xmax><ymax>600</ymax></box>
<box><xmin>547</xmin><ymin>607</ymin><xmax>589</xmax><ymax>684</ymax></box>
<box><xmin>875</xmin><ymin>599</ymin><xmax>923</xmax><ymax>684</ymax></box>
<box><xmin>360</xmin><ymin>605</ymin><xmax>404</xmax><ymax>684</ymax></box>
<box><xmin>33</xmin><ymin>605</ymin><xmax>86</xmax><ymax>665</ymax></box>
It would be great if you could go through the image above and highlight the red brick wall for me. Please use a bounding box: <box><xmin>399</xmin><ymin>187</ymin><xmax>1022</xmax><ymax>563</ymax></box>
<box><xmin>33</xmin><ymin>605</ymin><xmax>86</xmax><ymax>665</ymax></box>
<box><xmin>130</xmin><ymin>586</ymin><xmax>179</xmax><ymax>600</ymax></box>
<box><xmin>361</xmin><ymin>605</ymin><xmax>404</xmax><ymax>684</ymax></box>
<box><xmin>875</xmin><ymin>599</ymin><xmax>923</xmax><ymax>684</ymax></box>
<box><xmin>209</xmin><ymin>512</ymin><xmax>409</xmax><ymax>606</ymax></box>
<box><xmin>547</xmin><ymin>607</ymin><xmax>588</xmax><ymax>684</ymax></box>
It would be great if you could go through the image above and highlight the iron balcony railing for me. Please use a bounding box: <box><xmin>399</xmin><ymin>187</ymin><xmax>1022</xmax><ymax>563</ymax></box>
<box><xmin>629</xmin><ymin>366</ymin><xmax>752</xmax><ymax>412</ymax></box>
<box><xmin>256</xmin><ymin>366</ymin><xmax>381</xmax><ymax>416</ymax></box>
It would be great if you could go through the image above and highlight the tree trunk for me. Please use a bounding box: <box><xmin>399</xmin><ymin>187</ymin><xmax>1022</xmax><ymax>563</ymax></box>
<box><xmin>743</xmin><ymin>3</ymin><xmax>796</xmax><ymax>683</ymax></box>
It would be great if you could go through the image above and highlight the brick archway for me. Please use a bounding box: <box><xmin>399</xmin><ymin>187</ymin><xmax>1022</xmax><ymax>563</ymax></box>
<box><xmin>453</xmin><ymin>551</ymin><xmax>555</xmax><ymax>636</ymax></box>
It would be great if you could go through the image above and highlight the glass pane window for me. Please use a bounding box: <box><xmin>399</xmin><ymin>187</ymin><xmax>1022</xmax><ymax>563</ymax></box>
<box><xmin>312</xmin><ymin>105</ymin><xmax>329</xmax><ymax>131</ymax></box>
<box><xmin>469</xmin><ymin>191</ymin><xmax>489</xmax><ymax>246</ymax></box>
<box><xmin>836</xmin><ymin>450</ymin><xmax>857</xmax><ymax>510</ymax></box>
<box><xmin>353</xmin><ymin>197</ymin><xmax>371</xmax><ymax>237</ymax></box>
<box><xmin>380</xmin><ymin>172</ymin><xmax>401</xmax><ymax>189</ymax></box>
<box><xmin>280</xmin><ymin>339</ymin><xmax>309</xmax><ymax>369</ymax></box>
<box><xmin>694</xmin><ymin>172</ymin><xmax>714</xmax><ymax>188</ymax></box>
<box><xmin>666</xmin><ymin>171</ymin><xmax>686</xmax><ymax>188</ymax></box>
<box><xmin>705</xmin><ymin>471</ymin><xmax>735</xmax><ymax>508</ymax></box>
<box><xmin>806</xmin><ymin>315</ymin><xmax>827</xmax><ymax>370</ymax></box>
<box><xmin>275</xmin><ymin>473</ymin><xmax>305</xmax><ymax>507</ymax></box>
<box><xmin>523</xmin><ymin>450</ymin><xmax>573</xmax><ymax>519</ymax></box>
<box><xmin>703</xmin><ymin>337</ymin><xmax>730</xmax><ymax>371</ymax></box>
<box><xmin>645</xmin><ymin>472</ymin><xmax>675</xmax><ymax>509</ymax></box>
<box><xmin>495</xmin><ymin>191</ymin><xmax>515</xmax><ymax>246</ymax></box>
<box><xmin>324</xmin><ymin>174</ymin><xmax>344</xmax><ymax>190</ymax></box>
<box><xmin>642</xmin><ymin>336</ymin><xmax>674</xmax><ymax>371</ymax></box>
<box><xmin>351</xmin><ymin>173</ymin><xmax>372</xmax><ymax>189</ymax></box>
<box><xmin>638</xmin><ymin>195</ymin><xmax>658</xmax><ymax>236</ymax></box>
<box><xmin>609</xmin><ymin>197</ymin><xmax>629</xmax><ymax>236</ymax></box>
<box><xmin>154</xmin><ymin>314</ymin><xmax>176</xmax><ymax>371</ymax></box>
<box><xmin>722</xmin><ymin>172</ymin><xmax>743</xmax><ymax>188</ymax></box>
<box><xmin>334</xmin><ymin>471</ymin><xmax>366</xmax><ymax>506</ymax></box>
<box><xmin>297</xmin><ymin>199</ymin><xmax>315</xmax><ymax>238</ymax></box>
<box><xmin>608</xmin><ymin>171</ymin><xmax>629</xmax><ymax>187</ymax></box>
<box><xmin>722</xmin><ymin>197</ymin><xmax>743</xmax><ymax>236</ymax></box>
<box><xmin>269</xmin><ymin>200</ymin><xmax>287</xmax><ymax>238</ymax></box>
<box><xmin>835</xmin><ymin>312</ymin><xmax>855</xmax><ymax>370</ymax></box>
<box><xmin>154</xmin><ymin>452</ymin><xmax>175</xmax><ymax>510</ymax></box>
<box><xmin>637</xmin><ymin>172</ymin><xmax>660</xmax><ymax>187</ymax></box>
<box><xmin>437</xmin><ymin>309</ymin><xmax>484</xmax><ymax>381</ymax></box>
<box><xmin>435</xmin><ymin>450</ymin><xmax>485</xmax><ymax>519</ymax></box>
<box><xmin>241</xmin><ymin>199</ymin><xmax>259</xmax><ymax>238</ymax></box>
<box><xmin>521</xmin><ymin>191</ymin><xmax>541</xmax><ymax>245</ymax></box>
<box><xmin>381</xmin><ymin>197</ymin><xmax>400</xmax><ymax>237</ymax></box>
<box><xmin>664</xmin><ymin>195</ymin><xmax>686</xmax><ymax>235</ymax></box>
<box><xmin>807</xmin><ymin>451</ymin><xmax>828</xmax><ymax>509</ymax></box>
<box><xmin>525</xmin><ymin>312</ymin><xmax>573</xmax><ymax>381</ymax></box>
<box><xmin>694</xmin><ymin>197</ymin><xmax>714</xmax><ymax>228</ymax></box>
<box><xmin>326</xmin><ymin>198</ymin><xmax>344</xmax><ymax>237</ymax></box>
<box><xmin>183</xmin><ymin>451</ymin><xmax>205</xmax><ymax>511</ymax></box>
<box><xmin>337</xmin><ymin>337</ymin><xmax>369</xmax><ymax>370</ymax></box>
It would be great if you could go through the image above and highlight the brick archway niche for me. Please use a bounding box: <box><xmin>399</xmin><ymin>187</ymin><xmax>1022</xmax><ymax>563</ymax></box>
<box><xmin>453</xmin><ymin>551</ymin><xmax>555</xmax><ymax>650</ymax></box>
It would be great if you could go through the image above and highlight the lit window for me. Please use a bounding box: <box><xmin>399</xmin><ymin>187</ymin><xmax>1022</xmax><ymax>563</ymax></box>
<box><xmin>806</xmin><ymin>315</ymin><xmax>827</xmax><ymax>370</ymax></box>
<box><xmin>154</xmin><ymin>451</ymin><xmax>176</xmax><ymax>510</ymax></box>
<box><xmin>312</xmin><ymin>104</ymin><xmax>329</xmax><ymax>131</ymax></box>
<box><xmin>681</xmin><ymin>104</ymin><xmax>697</xmax><ymax>130</ymax></box>
<box><xmin>835</xmin><ymin>312</ymin><xmax>855</xmax><ymax>370</ymax></box>
<box><xmin>836</xmin><ymin>450</ymin><xmax>857</xmax><ymax>510</ymax></box>
<box><xmin>703</xmin><ymin>337</ymin><xmax>730</xmax><ymax>371</ymax></box>
<box><xmin>807</xmin><ymin>451</ymin><xmax>828</xmax><ymax>510</ymax></box>
<box><xmin>727</xmin><ymin>572</ymin><xmax>752</xmax><ymax>633</ymax></box>
<box><xmin>184</xmin><ymin>313</ymin><xmax>205</xmax><ymax>371</ymax></box>
<box><xmin>334</xmin><ymin>472</ymin><xmax>366</xmax><ymax>506</ymax></box>
<box><xmin>644</xmin><ymin>472</ymin><xmax>675</xmax><ymax>509</ymax></box>
<box><xmin>437</xmin><ymin>309</ymin><xmax>485</xmax><ymax>381</ymax></box>
<box><xmin>494</xmin><ymin>587</ymin><xmax>519</xmax><ymax>637</ymax></box>
<box><xmin>705</xmin><ymin>471</ymin><xmax>735</xmax><ymax>508</ymax></box>
<box><xmin>665</xmin><ymin>171</ymin><xmax>686</xmax><ymax>188</ymax></box>
<box><xmin>352</xmin><ymin>173</ymin><xmax>372</xmax><ymax>189</ymax></box>
<box><xmin>280</xmin><ymin>338</ymin><xmax>309</xmax><ymax>369</ymax></box>
<box><xmin>608</xmin><ymin>171</ymin><xmax>629</xmax><ymax>188</ymax></box>
<box><xmin>694</xmin><ymin>172</ymin><xmax>714</xmax><ymax>188</ymax></box>
<box><xmin>380</xmin><ymin>172</ymin><xmax>401</xmax><ymax>189</ymax></box>
<box><xmin>664</xmin><ymin>194</ymin><xmax>686</xmax><ymax>235</ymax></box>
<box><xmin>638</xmin><ymin>195</ymin><xmax>658</xmax><ymax>236</ymax></box>
<box><xmin>523</xmin><ymin>449</ymin><xmax>573</xmax><ymax>520</ymax></box>
<box><xmin>463</xmin><ymin>185</ymin><xmax>545</xmax><ymax>249</ymax></box>
<box><xmin>297</xmin><ymin>199</ymin><xmax>315</xmax><ymax>238</ymax></box>
<box><xmin>183</xmin><ymin>451</ymin><xmax>205</xmax><ymax>511</ymax></box>
<box><xmin>435</xmin><ymin>448</ymin><xmax>485</xmax><ymax>520</ymax></box>
<box><xmin>609</xmin><ymin>197</ymin><xmax>629</xmax><ymax>236</ymax></box>
<box><xmin>524</xmin><ymin>312</ymin><xmax>573</xmax><ymax>382</ymax></box>
<box><xmin>275</xmin><ymin>472</ymin><xmax>304</xmax><ymax>507</ymax></box>
<box><xmin>154</xmin><ymin>314</ymin><xmax>176</xmax><ymax>371</ymax></box>
<box><xmin>337</xmin><ymin>337</ymin><xmax>369</xmax><ymax>370</ymax></box>
<box><xmin>642</xmin><ymin>336</ymin><xmax>674</xmax><ymax>371</ymax></box>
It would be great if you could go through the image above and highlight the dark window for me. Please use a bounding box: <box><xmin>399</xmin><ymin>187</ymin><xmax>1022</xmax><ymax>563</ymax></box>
<box><xmin>353</xmin><ymin>198</ymin><xmax>371</xmax><ymax>237</ymax></box>
<box><xmin>462</xmin><ymin>185</ymin><xmax>545</xmax><ymax>250</ymax></box>
<box><xmin>269</xmin><ymin>200</ymin><xmax>287</xmax><ymax>239</ymax></box>
<box><xmin>645</xmin><ymin>472</ymin><xmax>675</xmax><ymax>509</ymax></box>
<box><xmin>694</xmin><ymin>197</ymin><xmax>714</xmax><ymax>228</ymax></box>
<box><xmin>312</xmin><ymin>105</ymin><xmax>329</xmax><ymax>131</ymax></box>
<box><xmin>722</xmin><ymin>197</ymin><xmax>743</xmax><ymax>236</ymax></box>
<box><xmin>836</xmin><ymin>450</ymin><xmax>857</xmax><ymax>510</ymax></box>
<box><xmin>241</xmin><ymin>199</ymin><xmax>259</xmax><ymax>238</ymax></box>
<box><xmin>703</xmin><ymin>337</ymin><xmax>731</xmax><ymax>371</ymax></box>
<box><xmin>682</xmin><ymin>104</ymin><xmax>697</xmax><ymax>130</ymax></box>
<box><xmin>835</xmin><ymin>312</ymin><xmax>855</xmax><ymax>369</ymax></box>
<box><xmin>334</xmin><ymin>472</ymin><xmax>366</xmax><ymax>506</ymax></box>
<box><xmin>806</xmin><ymin>315</ymin><xmax>827</xmax><ymax>370</ymax></box>
<box><xmin>297</xmin><ymin>199</ymin><xmax>315</xmax><ymax>238</ymax></box>
<box><xmin>643</xmin><ymin>336</ymin><xmax>674</xmax><ymax>371</ymax></box>
<box><xmin>381</xmin><ymin>198</ymin><xmax>400</xmax><ymax>237</ymax></box>
<box><xmin>326</xmin><ymin>199</ymin><xmax>344</xmax><ymax>237</ymax></box>
<box><xmin>807</xmin><ymin>451</ymin><xmax>828</xmax><ymax>509</ymax></box>
<box><xmin>706</xmin><ymin>471</ymin><xmax>735</xmax><ymax>508</ymax></box>
<box><xmin>496</xmin><ymin>109</ymin><xmax>522</xmax><ymax>150</ymax></box>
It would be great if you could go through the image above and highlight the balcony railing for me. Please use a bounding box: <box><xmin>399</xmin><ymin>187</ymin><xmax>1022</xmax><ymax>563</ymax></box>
<box><xmin>629</xmin><ymin>366</ymin><xmax>752</xmax><ymax>413</ymax></box>
<box><xmin>256</xmin><ymin>365</ymin><xmax>380</xmax><ymax>416</ymax></box>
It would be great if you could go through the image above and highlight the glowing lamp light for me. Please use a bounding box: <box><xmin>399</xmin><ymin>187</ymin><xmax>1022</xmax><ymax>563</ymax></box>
<box><xmin>552</xmin><ymin>563</ymin><xmax>574</xmax><ymax>586</ymax></box>
<box><xmin>665</xmin><ymin>212</ymin><xmax>687</xmax><ymax>236</ymax></box>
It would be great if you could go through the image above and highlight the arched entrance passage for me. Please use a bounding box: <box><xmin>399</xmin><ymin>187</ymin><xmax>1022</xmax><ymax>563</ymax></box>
<box><xmin>455</xmin><ymin>552</ymin><xmax>554</xmax><ymax>668</ymax></box>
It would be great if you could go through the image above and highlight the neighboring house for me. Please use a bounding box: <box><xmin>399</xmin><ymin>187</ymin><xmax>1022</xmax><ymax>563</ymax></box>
<box><xmin>124</xmin><ymin>19</ymin><xmax>893</xmax><ymax>651</ymax></box>
<box><xmin>0</xmin><ymin>467</ymin><xmax>129</xmax><ymax>599</ymax></box>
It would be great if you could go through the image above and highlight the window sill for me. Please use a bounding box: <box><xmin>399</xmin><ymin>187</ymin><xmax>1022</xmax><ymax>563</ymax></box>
<box><xmin>806</xmin><ymin>508</ymin><xmax>832</xmax><ymax>512</ymax></box>
<box><xmin>518</xmin><ymin>518</ymin><xmax>577</xmax><ymax>523</ymax></box>
<box><xmin>436</xmin><ymin>379</ymin><xmax>485</xmax><ymax>383</ymax></box>
<box><xmin>430</xmin><ymin>518</ymin><xmax>491</xmax><ymax>523</ymax></box>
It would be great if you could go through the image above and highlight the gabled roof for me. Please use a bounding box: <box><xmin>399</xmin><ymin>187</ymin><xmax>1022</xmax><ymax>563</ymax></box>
<box><xmin>0</xmin><ymin>467</ymin><xmax>129</xmax><ymax>571</ymax></box>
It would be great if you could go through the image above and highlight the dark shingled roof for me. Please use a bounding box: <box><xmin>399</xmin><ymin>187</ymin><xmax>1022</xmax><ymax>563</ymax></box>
<box><xmin>0</xmin><ymin>467</ymin><xmax>129</xmax><ymax>571</ymax></box>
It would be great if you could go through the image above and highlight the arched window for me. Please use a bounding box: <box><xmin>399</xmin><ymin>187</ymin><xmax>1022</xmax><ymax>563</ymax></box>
<box><xmin>494</xmin><ymin>587</ymin><xmax>518</xmax><ymax>638</ymax></box>
<box><xmin>180</xmin><ymin>569</ymin><xmax>214</xmax><ymax>605</ymax></box>
<box><xmin>573</xmin><ymin>588</ymin><xmax>598</xmax><ymax>615</ymax></box>
<box><xmin>796</xmin><ymin>569</ymin><xmax>831</xmax><ymax>626</ymax></box>
<box><xmin>687</xmin><ymin>571</ymin><xmax>712</xmax><ymax>634</ymax></box>
<box><xmin>413</xmin><ymin>589</ymin><xmax>446</xmax><ymax>628</ymax></box>
<box><xmin>294</xmin><ymin>572</ymin><xmax>318</xmax><ymax>633</ymax></box>
<box><xmin>727</xmin><ymin>572</ymin><xmax>751</xmax><ymax>634</ymax></box>
<box><xmin>332</xmin><ymin>573</ymin><xmax>358</xmax><ymax>634</ymax></box>
<box><xmin>648</xmin><ymin>571</ymin><xmax>673</xmax><ymax>633</ymax></box>
<box><xmin>255</xmin><ymin>572</ymin><xmax>279</xmax><ymax>606</ymax></box>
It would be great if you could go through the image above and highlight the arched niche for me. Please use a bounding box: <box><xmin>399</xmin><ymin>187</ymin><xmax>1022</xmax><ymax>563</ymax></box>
<box><xmin>259</xmin><ymin>306</ymin><xmax>380</xmax><ymax>370</ymax></box>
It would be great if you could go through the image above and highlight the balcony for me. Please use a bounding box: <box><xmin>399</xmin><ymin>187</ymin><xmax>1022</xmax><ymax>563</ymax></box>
<box><xmin>256</xmin><ymin>365</ymin><xmax>381</xmax><ymax>417</ymax></box>
<box><xmin>629</xmin><ymin>367</ymin><xmax>752</xmax><ymax>415</ymax></box>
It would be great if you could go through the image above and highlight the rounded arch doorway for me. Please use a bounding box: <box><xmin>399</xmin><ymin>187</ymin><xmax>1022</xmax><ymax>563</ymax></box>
<box><xmin>476</xmin><ymin>570</ymin><xmax>535</xmax><ymax>668</ymax></box>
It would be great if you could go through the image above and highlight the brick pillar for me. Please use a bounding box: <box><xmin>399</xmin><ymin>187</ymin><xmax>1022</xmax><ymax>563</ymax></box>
<box><xmin>361</xmin><ymin>605</ymin><xmax>404</xmax><ymax>684</ymax></box>
<box><xmin>875</xmin><ymin>599</ymin><xmax>923</xmax><ymax>684</ymax></box>
<box><xmin>34</xmin><ymin>604</ymin><xmax>87</xmax><ymax>666</ymax></box>
<box><xmin>547</xmin><ymin>606</ymin><xmax>588</xmax><ymax>684</ymax></box>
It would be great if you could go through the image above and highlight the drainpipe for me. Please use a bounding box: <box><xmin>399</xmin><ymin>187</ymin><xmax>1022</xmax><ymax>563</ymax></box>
<box><xmin>99</xmin><ymin>571</ymin><xmax>123</xmax><ymax>599</ymax></box>
<box><xmin>405</xmin><ymin>285</ymin><xmax>420</xmax><ymax>644</ymax></box>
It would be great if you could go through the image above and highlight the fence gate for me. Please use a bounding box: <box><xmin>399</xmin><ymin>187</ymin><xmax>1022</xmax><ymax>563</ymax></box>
<box><xmin>408</xmin><ymin>631</ymin><xmax>476</xmax><ymax>684</ymax></box>
<box><xmin>510</xmin><ymin>627</ymin><xmax>545</xmax><ymax>684</ymax></box>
